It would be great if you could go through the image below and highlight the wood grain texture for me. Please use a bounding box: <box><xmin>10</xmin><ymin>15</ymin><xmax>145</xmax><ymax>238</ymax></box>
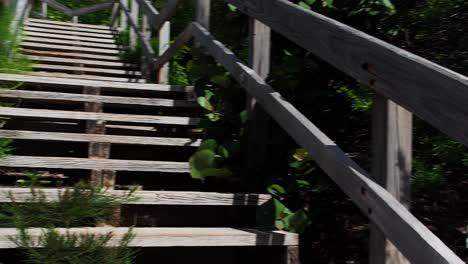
<box><xmin>0</xmin><ymin>130</ymin><xmax>201</xmax><ymax>147</ymax></box>
<box><xmin>0</xmin><ymin>227</ymin><xmax>298</xmax><ymax>248</ymax></box>
<box><xmin>0</xmin><ymin>156</ymin><xmax>189</xmax><ymax>172</ymax></box>
<box><xmin>191</xmin><ymin>22</ymin><xmax>463</xmax><ymax>264</ymax></box>
<box><xmin>30</xmin><ymin>72</ymin><xmax>144</xmax><ymax>83</ymax></box>
<box><xmin>28</xmin><ymin>56</ymin><xmax>136</xmax><ymax>68</ymax></box>
<box><xmin>154</xmin><ymin>24</ymin><xmax>193</xmax><ymax>72</ymax></box>
<box><xmin>0</xmin><ymin>73</ymin><xmax>190</xmax><ymax>92</ymax></box>
<box><xmin>23</xmin><ymin>36</ymin><xmax>120</xmax><ymax>49</ymax></box>
<box><xmin>158</xmin><ymin>21</ymin><xmax>170</xmax><ymax>84</ymax></box>
<box><xmin>25</xmin><ymin>21</ymin><xmax>115</xmax><ymax>34</ymax></box>
<box><xmin>0</xmin><ymin>107</ymin><xmax>200</xmax><ymax>126</ymax></box>
<box><xmin>0</xmin><ymin>188</ymin><xmax>270</xmax><ymax>205</ymax></box>
<box><xmin>32</xmin><ymin>64</ymin><xmax>141</xmax><ymax>76</ymax></box>
<box><xmin>24</xmin><ymin>26</ymin><xmax>114</xmax><ymax>38</ymax></box>
<box><xmin>22</xmin><ymin>42</ymin><xmax>120</xmax><ymax>55</ymax></box>
<box><xmin>24</xmin><ymin>30</ymin><xmax>116</xmax><ymax>43</ymax></box>
<box><xmin>224</xmin><ymin>0</ymin><xmax>468</xmax><ymax>148</ymax></box>
<box><xmin>27</xmin><ymin>18</ymin><xmax>111</xmax><ymax>30</ymax></box>
<box><xmin>22</xmin><ymin>49</ymin><xmax>122</xmax><ymax>61</ymax></box>
<box><xmin>0</xmin><ymin>90</ymin><xmax>197</xmax><ymax>108</ymax></box>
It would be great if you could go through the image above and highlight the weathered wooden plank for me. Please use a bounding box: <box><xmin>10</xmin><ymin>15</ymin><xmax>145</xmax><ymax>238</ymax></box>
<box><xmin>23</xmin><ymin>26</ymin><xmax>115</xmax><ymax>39</ymax></box>
<box><xmin>32</xmin><ymin>64</ymin><xmax>141</xmax><ymax>76</ymax></box>
<box><xmin>24</xmin><ymin>30</ymin><xmax>116</xmax><ymax>44</ymax></box>
<box><xmin>224</xmin><ymin>0</ymin><xmax>468</xmax><ymax>148</ymax></box>
<box><xmin>70</xmin><ymin>1</ymin><xmax>114</xmax><ymax>17</ymax></box>
<box><xmin>22</xmin><ymin>49</ymin><xmax>122</xmax><ymax>61</ymax></box>
<box><xmin>23</xmin><ymin>36</ymin><xmax>120</xmax><ymax>49</ymax></box>
<box><xmin>22</xmin><ymin>42</ymin><xmax>120</xmax><ymax>55</ymax></box>
<box><xmin>120</xmin><ymin>0</ymin><xmax>128</xmax><ymax>31</ymax></box>
<box><xmin>0</xmin><ymin>90</ymin><xmax>197</xmax><ymax>108</ymax></box>
<box><xmin>152</xmin><ymin>0</ymin><xmax>179</xmax><ymax>33</ymax></box>
<box><xmin>10</xmin><ymin>0</ymin><xmax>30</xmax><ymax>37</ymax></box>
<box><xmin>129</xmin><ymin>0</ymin><xmax>139</xmax><ymax>50</ymax></box>
<box><xmin>0</xmin><ymin>156</ymin><xmax>189</xmax><ymax>173</ymax></box>
<box><xmin>190</xmin><ymin>22</ymin><xmax>463</xmax><ymax>264</ymax></box>
<box><xmin>369</xmin><ymin>94</ymin><xmax>412</xmax><ymax>264</ymax></box>
<box><xmin>41</xmin><ymin>0</ymin><xmax>72</xmax><ymax>16</ymax></box>
<box><xmin>30</xmin><ymin>72</ymin><xmax>145</xmax><ymax>83</ymax></box>
<box><xmin>27</xmin><ymin>18</ymin><xmax>111</xmax><ymax>30</ymax></box>
<box><xmin>0</xmin><ymin>227</ymin><xmax>298</xmax><ymax>248</ymax></box>
<box><xmin>41</xmin><ymin>2</ymin><xmax>48</xmax><ymax>18</ymax></box>
<box><xmin>158</xmin><ymin>21</ymin><xmax>170</xmax><ymax>84</ymax></box>
<box><xmin>135</xmin><ymin>0</ymin><xmax>158</xmax><ymax>26</ymax></box>
<box><xmin>0</xmin><ymin>107</ymin><xmax>200</xmax><ymax>126</ymax></box>
<box><xmin>195</xmin><ymin>0</ymin><xmax>210</xmax><ymax>29</ymax></box>
<box><xmin>25</xmin><ymin>21</ymin><xmax>116</xmax><ymax>34</ymax></box>
<box><xmin>0</xmin><ymin>130</ymin><xmax>201</xmax><ymax>147</ymax></box>
<box><xmin>0</xmin><ymin>188</ymin><xmax>270</xmax><ymax>205</ymax></box>
<box><xmin>27</xmin><ymin>56</ymin><xmax>136</xmax><ymax>68</ymax></box>
<box><xmin>0</xmin><ymin>73</ymin><xmax>190</xmax><ymax>93</ymax></box>
<box><xmin>154</xmin><ymin>24</ymin><xmax>193</xmax><ymax>72</ymax></box>
<box><xmin>110</xmin><ymin>2</ymin><xmax>121</xmax><ymax>29</ymax></box>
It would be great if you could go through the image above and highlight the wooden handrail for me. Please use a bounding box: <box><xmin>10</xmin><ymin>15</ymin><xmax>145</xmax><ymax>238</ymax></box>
<box><xmin>154</xmin><ymin>24</ymin><xmax>193</xmax><ymax>72</ymax></box>
<box><xmin>189</xmin><ymin>21</ymin><xmax>464</xmax><ymax>264</ymax></box>
<box><xmin>136</xmin><ymin>0</ymin><xmax>179</xmax><ymax>33</ymax></box>
<box><xmin>224</xmin><ymin>0</ymin><xmax>468</xmax><ymax>149</ymax></box>
<box><xmin>39</xmin><ymin>0</ymin><xmax>114</xmax><ymax>17</ymax></box>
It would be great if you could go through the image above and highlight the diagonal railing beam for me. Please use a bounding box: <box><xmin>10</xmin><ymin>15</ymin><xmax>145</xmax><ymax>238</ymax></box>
<box><xmin>70</xmin><ymin>1</ymin><xmax>114</xmax><ymax>17</ymax></box>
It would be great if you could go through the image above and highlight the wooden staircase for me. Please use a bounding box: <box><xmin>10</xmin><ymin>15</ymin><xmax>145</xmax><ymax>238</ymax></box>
<box><xmin>0</xmin><ymin>15</ymin><xmax>299</xmax><ymax>264</ymax></box>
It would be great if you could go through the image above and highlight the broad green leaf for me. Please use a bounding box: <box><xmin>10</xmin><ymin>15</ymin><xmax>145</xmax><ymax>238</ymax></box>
<box><xmin>218</xmin><ymin>145</ymin><xmax>229</xmax><ymax>158</ymax></box>
<box><xmin>227</xmin><ymin>3</ymin><xmax>237</xmax><ymax>12</ymax></box>
<box><xmin>267</xmin><ymin>184</ymin><xmax>286</xmax><ymax>196</ymax></box>
<box><xmin>206</xmin><ymin>112</ymin><xmax>221</xmax><ymax>122</ymax></box>
<box><xmin>282</xmin><ymin>210</ymin><xmax>309</xmax><ymax>233</ymax></box>
<box><xmin>189</xmin><ymin>149</ymin><xmax>217</xmax><ymax>179</ymax></box>
<box><xmin>197</xmin><ymin>97</ymin><xmax>214</xmax><ymax>111</ymax></box>
<box><xmin>200</xmin><ymin>167</ymin><xmax>232</xmax><ymax>177</ymax></box>
<box><xmin>293</xmin><ymin>148</ymin><xmax>309</xmax><ymax>161</ymax></box>
<box><xmin>204</xmin><ymin>90</ymin><xmax>215</xmax><ymax>101</ymax></box>
<box><xmin>239</xmin><ymin>110</ymin><xmax>248</xmax><ymax>124</ymax></box>
<box><xmin>199</xmin><ymin>139</ymin><xmax>218</xmax><ymax>151</ymax></box>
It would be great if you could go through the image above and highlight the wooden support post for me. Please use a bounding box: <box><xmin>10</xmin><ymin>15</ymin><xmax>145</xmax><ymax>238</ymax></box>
<box><xmin>110</xmin><ymin>1</ymin><xmax>120</xmax><ymax>29</ymax></box>
<box><xmin>369</xmin><ymin>94</ymin><xmax>412</xmax><ymax>264</ymax></box>
<box><xmin>72</xmin><ymin>16</ymin><xmax>78</xmax><ymax>23</ymax></box>
<box><xmin>282</xmin><ymin>246</ymin><xmax>300</xmax><ymax>264</ymax></box>
<box><xmin>41</xmin><ymin>2</ymin><xmax>47</xmax><ymax>18</ymax></box>
<box><xmin>83</xmin><ymin>87</ymin><xmax>116</xmax><ymax>189</ymax></box>
<box><xmin>158</xmin><ymin>21</ymin><xmax>170</xmax><ymax>84</ymax></box>
<box><xmin>246</xmin><ymin>18</ymin><xmax>271</xmax><ymax>189</ymax></box>
<box><xmin>141</xmin><ymin>14</ymin><xmax>152</xmax><ymax>81</ymax></box>
<box><xmin>130</xmin><ymin>0</ymin><xmax>139</xmax><ymax>51</ymax></box>
<box><xmin>120</xmin><ymin>0</ymin><xmax>128</xmax><ymax>31</ymax></box>
<box><xmin>194</xmin><ymin>0</ymin><xmax>210</xmax><ymax>29</ymax></box>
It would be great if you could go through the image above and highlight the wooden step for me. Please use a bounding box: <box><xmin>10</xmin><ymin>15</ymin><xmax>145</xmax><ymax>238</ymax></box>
<box><xmin>0</xmin><ymin>227</ymin><xmax>298</xmax><ymax>248</ymax></box>
<box><xmin>23</xmin><ymin>36</ymin><xmax>120</xmax><ymax>49</ymax></box>
<box><xmin>24</xmin><ymin>26</ymin><xmax>115</xmax><ymax>39</ymax></box>
<box><xmin>0</xmin><ymin>188</ymin><xmax>271</xmax><ymax>205</ymax></box>
<box><xmin>22</xmin><ymin>42</ymin><xmax>120</xmax><ymax>55</ymax></box>
<box><xmin>0</xmin><ymin>130</ymin><xmax>201</xmax><ymax>146</ymax></box>
<box><xmin>28</xmin><ymin>56</ymin><xmax>137</xmax><ymax>69</ymax></box>
<box><xmin>32</xmin><ymin>64</ymin><xmax>142</xmax><ymax>77</ymax></box>
<box><xmin>0</xmin><ymin>107</ymin><xmax>200</xmax><ymax>126</ymax></box>
<box><xmin>24</xmin><ymin>31</ymin><xmax>116</xmax><ymax>44</ymax></box>
<box><xmin>0</xmin><ymin>156</ymin><xmax>189</xmax><ymax>172</ymax></box>
<box><xmin>22</xmin><ymin>49</ymin><xmax>122</xmax><ymax>61</ymax></box>
<box><xmin>27</xmin><ymin>18</ymin><xmax>112</xmax><ymax>30</ymax></box>
<box><xmin>0</xmin><ymin>74</ymin><xmax>192</xmax><ymax>93</ymax></box>
<box><xmin>30</xmin><ymin>72</ymin><xmax>145</xmax><ymax>83</ymax></box>
<box><xmin>25</xmin><ymin>21</ymin><xmax>117</xmax><ymax>35</ymax></box>
<box><xmin>0</xmin><ymin>90</ymin><xmax>197</xmax><ymax>108</ymax></box>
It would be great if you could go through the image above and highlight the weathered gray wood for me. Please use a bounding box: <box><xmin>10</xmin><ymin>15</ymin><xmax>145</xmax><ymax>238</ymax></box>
<box><xmin>30</xmin><ymin>72</ymin><xmax>144</xmax><ymax>83</ymax></box>
<box><xmin>0</xmin><ymin>156</ymin><xmax>189</xmax><ymax>173</ymax></box>
<box><xmin>70</xmin><ymin>1</ymin><xmax>114</xmax><ymax>17</ymax></box>
<box><xmin>24</xmin><ymin>30</ymin><xmax>116</xmax><ymax>44</ymax></box>
<box><xmin>32</xmin><ymin>64</ymin><xmax>141</xmax><ymax>76</ymax></box>
<box><xmin>283</xmin><ymin>246</ymin><xmax>300</xmax><ymax>264</ymax></box>
<box><xmin>28</xmin><ymin>56</ymin><xmax>136</xmax><ymax>68</ymax></box>
<box><xmin>23</xmin><ymin>26</ymin><xmax>115</xmax><ymax>38</ymax></box>
<box><xmin>0</xmin><ymin>130</ymin><xmax>201</xmax><ymax>147</ymax></box>
<box><xmin>158</xmin><ymin>21</ymin><xmax>170</xmax><ymax>84</ymax></box>
<box><xmin>135</xmin><ymin>0</ymin><xmax>158</xmax><ymax>26</ymax></box>
<box><xmin>129</xmin><ymin>0</ymin><xmax>139</xmax><ymax>50</ymax></box>
<box><xmin>245</xmin><ymin>18</ymin><xmax>271</xmax><ymax>189</ymax></box>
<box><xmin>10</xmin><ymin>0</ymin><xmax>30</xmax><ymax>36</ymax></box>
<box><xmin>141</xmin><ymin>13</ymin><xmax>152</xmax><ymax>80</ymax></box>
<box><xmin>27</xmin><ymin>18</ymin><xmax>111</xmax><ymax>30</ymax></box>
<box><xmin>23</xmin><ymin>36</ymin><xmax>120</xmax><ymax>49</ymax></box>
<box><xmin>190</xmin><ymin>22</ymin><xmax>463</xmax><ymax>264</ymax></box>
<box><xmin>0</xmin><ymin>227</ymin><xmax>298</xmax><ymax>248</ymax></box>
<box><xmin>120</xmin><ymin>0</ymin><xmax>128</xmax><ymax>31</ymax></box>
<box><xmin>369</xmin><ymin>94</ymin><xmax>412</xmax><ymax>264</ymax></box>
<box><xmin>154</xmin><ymin>24</ymin><xmax>193</xmax><ymax>73</ymax></box>
<box><xmin>0</xmin><ymin>107</ymin><xmax>200</xmax><ymax>126</ymax></box>
<box><xmin>41</xmin><ymin>0</ymin><xmax>72</xmax><ymax>16</ymax></box>
<box><xmin>22</xmin><ymin>42</ymin><xmax>120</xmax><ymax>55</ymax></box>
<box><xmin>224</xmin><ymin>0</ymin><xmax>468</xmax><ymax>148</ymax></box>
<box><xmin>0</xmin><ymin>73</ymin><xmax>191</xmax><ymax>92</ymax></box>
<box><xmin>0</xmin><ymin>188</ymin><xmax>270</xmax><ymax>205</ymax></box>
<box><xmin>0</xmin><ymin>90</ymin><xmax>196</xmax><ymax>108</ymax></box>
<box><xmin>151</xmin><ymin>0</ymin><xmax>179</xmax><ymax>33</ymax></box>
<box><xmin>110</xmin><ymin>2</ymin><xmax>121</xmax><ymax>29</ymax></box>
<box><xmin>25</xmin><ymin>21</ymin><xmax>115</xmax><ymax>34</ymax></box>
<box><xmin>194</xmin><ymin>0</ymin><xmax>210</xmax><ymax>29</ymax></box>
<box><xmin>22</xmin><ymin>49</ymin><xmax>122</xmax><ymax>61</ymax></box>
<box><xmin>41</xmin><ymin>2</ymin><xmax>48</xmax><ymax>18</ymax></box>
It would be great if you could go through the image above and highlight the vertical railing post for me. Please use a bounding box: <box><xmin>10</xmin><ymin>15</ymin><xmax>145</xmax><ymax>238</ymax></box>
<box><xmin>158</xmin><ymin>21</ymin><xmax>170</xmax><ymax>84</ymax></box>
<box><xmin>129</xmin><ymin>0</ymin><xmax>139</xmax><ymax>51</ymax></box>
<box><xmin>41</xmin><ymin>2</ymin><xmax>47</xmax><ymax>18</ymax></box>
<box><xmin>245</xmin><ymin>19</ymin><xmax>271</xmax><ymax>190</ymax></box>
<box><xmin>141</xmin><ymin>12</ymin><xmax>151</xmax><ymax>81</ymax></box>
<box><xmin>120</xmin><ymin>0</ymin><xmax>128</xmax><ymax>31</ymax></box>
<box><xmin>110</xmin><ymin>1</ymin><xmax>120</xmax><ymax>29</ymax></box>
<box><xmin>369</xmin><ymin>94</ymin><xmax>412</xmax><ymax>264</ymax></box>
<box><xmin>72</xmin><ymin>16</ymin><xmax>78</xmax><ymax>23</ymax></box>
<box><xmin>194</xmin><ymin>0</ymin><xmax>210</xmax><ymax>29</ymax></box>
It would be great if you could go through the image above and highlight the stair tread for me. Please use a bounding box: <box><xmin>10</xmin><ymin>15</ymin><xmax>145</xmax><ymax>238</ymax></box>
<box><xmin>25</xmin><ymin>21</ymin><xmax>117</xmax><ymax>35</ymax></box>
<box><xmin>22</xmin><ymin>42</ymin><xmax>121</xmax><ymax>55</ymax></box>
<box><xmin>0</xmin><ymin>188</ymin><xmax>271</xmax><ymax>205</ymax></box>
<box><xmin>24</xmin><ymin>26</ymin><xmax>115</xmax><ymax>39</ymax></box>
<box><xmin>22</xmin><ymin>49</ymin><xmax>122</xmax><ymax>61</ymax></box>
<box><xmin>28</xmin><ymin>55</ymin><xmax>137</xmax><ymax>68</ymax></box>
<box><xmin>0</xmin><ymin>107</ymin><xmax>200</xmax><ymax>126</ymax></box>
<box><xmin>24</xmin><ymin>30</ymin><xmax>116</xmax><ymax>44</ymax></box>
<box><xmin>0</xmin><ymin>156</ymin><xmax>190</xmax><ymax>173</ymax></box>
<box><xmin>0</xmin><ymin>227</ymin><xmax>298</xmax><ymax>248</ymax></box>
<box><xmin>32</xmin><ymin>64</ymin><xmax>142</xmax><ymax>76</ymax></box>
<box><xmin>30</xmin><ymin>71</ymin><xmax>145</xmax><ymax>83</ymax></box>
<box><xmin>24</xmin><ymin>36</ymin><xmax>120</xmax><ymax>49</ymax></box>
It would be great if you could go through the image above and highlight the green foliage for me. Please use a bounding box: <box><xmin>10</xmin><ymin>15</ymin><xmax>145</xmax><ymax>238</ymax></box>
<box><xmin>16</xmin><ymin>171</ymin><xmax>51</xmax><ymax>187</ymax></box>
<box><xmin>336</xmin><ymin>83</ymin><xmax>373</xmax><ymax>112</ymax></box>
<box><xmin>0</xmin><ymin>184</ymin><xmax>136</xmax><ymax>228</ymax></box>
<box><xmin>40</xmin><ymin>0</ymin><xmax>112</xmax><ymax>24</ymax></box>
<box><xmin>169</xmin><ymin>46</ymin><xmax>190</xmax><ymax>85</ymax></box>
<box><xmin>257</xmin><ymin>198</ymin><xmax>309</xmax><ymax>233</ymax></box>
<box><xmin>14</xmin><ymin>228</ymin><xmax>137</xmax><ymax>264</ymax></box>
<box><xmin>189</xmin><ymin>139</ymin><xmax>233</xmax><ymax>180</ymax></box>
<box><xmin>412</xmin><ymin>160</ymin><xmax>445</xmax><ymax>192</ymax></box>
<box><xmin>0</xmin><ymin>138</ymin><xmax>13</xmax><ymax>158</ymax></box>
